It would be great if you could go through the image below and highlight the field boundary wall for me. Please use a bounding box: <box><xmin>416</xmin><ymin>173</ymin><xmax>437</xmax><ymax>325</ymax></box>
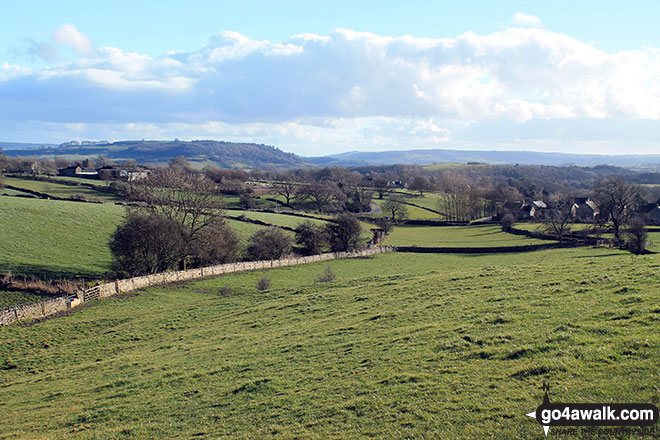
<box><xmin>0</xmin><ymin>246</ymin><xmax>394</xmax><ymax>326</ymax></box>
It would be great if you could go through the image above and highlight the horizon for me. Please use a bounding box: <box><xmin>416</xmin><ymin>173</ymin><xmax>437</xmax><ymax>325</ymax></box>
<box><xmin>3</xmin><ymin>1</ymin><xmax>660</xmax><ymax>155</ymax></box>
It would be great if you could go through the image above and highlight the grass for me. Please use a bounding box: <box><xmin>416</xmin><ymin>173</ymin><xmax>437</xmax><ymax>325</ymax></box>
<box><xmin>227</xmin><ymin>210</ymin><xmax>329</xmax><ymax>229</ymax></box>
<box><xmin>0</xmin><ymin>290</ymin><xmax>47</xmax><ymax>307</ymax></box>
<box><xmin>4</xmin><ymin>177</ymin><xmax>121</xmax><ymax>202</ymax></box>
<box><xmin>0</xmin><ymin>247</ymin><xmax>658</xmax><ymax>438</ymax></box>
<box><xmin>372</xmin><ymin>199</ymin><xmax>439</xmax><ymax>220</ymax></box>
<box><xmin>0</xmin><ymin>197</ymin><xmax>126</xmax><ymax>279</ymax></box>
<box><xmin>384</xmin><ymin>224</ymin><xmax>555</xmax><ymax>247</ymax></box>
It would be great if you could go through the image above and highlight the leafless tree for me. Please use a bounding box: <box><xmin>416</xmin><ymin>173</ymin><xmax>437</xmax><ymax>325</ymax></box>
<box><xmin>297</xmin><ymin>181</ymin><xmax>345</xmax><ymax>212</ymax></box>
<box><xmin>594</xmin><ymin>177</ymin><xmax>645</xmax><ymax>242</ymax></box>
<box><xmin>382</xmin><ymin>196</ymin><xmax>409</xmax><ymax>222</ymax></box>
<box><xmin>273</xmin><ymin>172</ymin><xmax>298</xmax><ymax>206</ymax></box>
<box><xmin>540</xmin><ymin>193</ymin><xmax>574</xmax><ymax>242</ymax></box>
<box><xmin>128</xmin><ymin>168</ymin><xmax>224</xmax><ymax>239</ymax></box>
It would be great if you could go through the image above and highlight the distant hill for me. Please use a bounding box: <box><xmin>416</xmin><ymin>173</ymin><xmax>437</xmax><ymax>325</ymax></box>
<box><xmin>0</xmin><ymin>142</ymin><xmax>57</xmax><ymax>150</ymax></box>
<box><xmin>2</xmin><ymin>140</ymin><xmax>310</xmax><ymax>169</ymax></box>
<box><xmin>310</xmin><ymin>148</ymin><xmax>660</xmax><ymax>168</ymax></box>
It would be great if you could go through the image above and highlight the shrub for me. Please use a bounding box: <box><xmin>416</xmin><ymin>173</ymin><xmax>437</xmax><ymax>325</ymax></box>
<box><xmin>624</xmin><ymin>217</ymin><xmax>647</xmax><ymax>255</ymax></box>
<box><xmin>316</xmin><ymin>265</ymin><xmax>336</xmax><ymax>283</ymax></box>
<box><xmin>246</xmin><ymin>227</ymin><xmax>292</xmax><ymax>260</ymax></box>
<box><xmin>295</xmin><ymin>221</ymin><xmax>327</xmax><ymax>255</ymax></box>
<box><xmin>326</xmin><ymin>213</ymin><xmax>363</xmax><ymax>252</ymax></box>
<box><xmin>500</xmin><ymin>213</ymin><xmax>515</xmax><ymax>231</ymax></box>
<box><xmin>109</xmin><ymin>212</ymin><xmax>188</xmax><ymax>277</ymax></box>
<box><xmin>256</xmin><ymin>277</ymin><xmax>271</xmax><ymax>291</ymax></box>
<box><xmin>219</xmin><ymin>286</ymin><xmax>232</xmax><ymax>296</ymax></box>
<box><xmin>190</xmin><ymin>220</ymin><xmax>241</xmax><ymax>266</ymax></box>
<box><xmin>239</xmin><ymin>193</ymin><xmax>257</xmax><ymax>209</ymax></box>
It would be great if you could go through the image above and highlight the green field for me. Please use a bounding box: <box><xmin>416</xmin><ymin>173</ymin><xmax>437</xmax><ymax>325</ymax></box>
<box><xmin>0</xmin><ymin>197</ymin><xmax>126</xmax><ymax>280</ymax></box>
<box><xmin>4</xmin><ymin>177</ymin><xmax>121</xmax><ymax>202</ymax></box>
<box><xmin>372</xmin><ymin>198</ymin><xmax>439</xmax><ymax>220</ymax></box>
<box><xmin>0</xmin><ymin>248</ymin><xmax>658</xmax><ymax>438</ymax></box>
<box><xmin>0</xmin><ymin>289</ymin><xmax>47</xmax><ymax>307</ymax></box>
<box><xmin>227</xmin><ymin>210</ymin><xmax>329</xmax><ymax>229</ymax></box>
<box><xmin>384</xmin><ymin>225</ymin><xmax>555</xmax><ymax>247</ymax></box>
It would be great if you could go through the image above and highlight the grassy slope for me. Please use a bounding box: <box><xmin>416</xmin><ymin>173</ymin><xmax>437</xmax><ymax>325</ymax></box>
<box><xmin>0</xmin><ymin>197</ymin><xmax>126</xmax><ymax>279</ymax></box>
<box><xmin>4</xmin><ymin>177</ymin><xmax>121</xmax><ymax>202</ymax></box>
<box><xmin>0</xmin><ymin>248</ymin><xmax>657</xmax><ymax>439</ymax></box>
<box><xmin>384</xmin><ymin>225</ymin><xmax>554</xmax><ymax>247</ymax></box>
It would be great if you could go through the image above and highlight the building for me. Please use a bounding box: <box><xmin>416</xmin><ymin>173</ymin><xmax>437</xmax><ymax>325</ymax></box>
<box><xmin>571</xmin><ymin>198</ymin><xmax>599</xmax><ymax>221</ymax></box>
<box><xmin>58</xmin><ymin>165</ymin><xmax>99</xmax><ymax>179</ymax></box>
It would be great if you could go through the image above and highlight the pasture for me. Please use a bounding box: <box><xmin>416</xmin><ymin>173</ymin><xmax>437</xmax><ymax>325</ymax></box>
<box><xmin>0</xmin><ymin>247</ymin><xmax>657</xmax><ymax>439</ymax></box>
<box><xmin>0</xmin><ymin>197</ymin><xmax>126</xmax><ymax>279</ymax></box>
<box><xmin>3</xmin><ymin>177</ymin><xmax>121</xmax><ymax>202</ymax></box>
<box><xmin>384</xmin><ymin>224</ymin><xmax>554</xmax><ymax>247</ymax></box>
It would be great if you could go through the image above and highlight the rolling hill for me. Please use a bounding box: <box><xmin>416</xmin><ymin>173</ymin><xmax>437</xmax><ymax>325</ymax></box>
<box><xmin>2</xmin><ymin>140</ymin><xmax>310</xmax><ymax>169</ymax></box>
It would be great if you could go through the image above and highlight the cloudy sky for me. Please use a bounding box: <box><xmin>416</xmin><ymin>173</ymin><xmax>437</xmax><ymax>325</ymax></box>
<box><xmin>3</xmin><ymin>0</ymin><xmax>660</xmax><ymax>156</ymax></box>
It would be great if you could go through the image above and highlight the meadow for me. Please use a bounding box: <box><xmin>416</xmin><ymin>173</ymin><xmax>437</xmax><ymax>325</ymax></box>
<box><xmin>384</xmin><ymin>224</ymin><xmax>554</xmax><ymax>247</ymax></box>
<box><xmin>0</xmin><ymin>197</ymin><xmax>126</xmax><ymax>279</ymax></box>
<box><xmin>0</xmin><ymin>247</ymin><xmax>657</xmax><ymax>439</ymax></box>
<box><xmin>3</xmin><ymin>177</ymin><xmax>121</xmax><ymax>202</ymax></box>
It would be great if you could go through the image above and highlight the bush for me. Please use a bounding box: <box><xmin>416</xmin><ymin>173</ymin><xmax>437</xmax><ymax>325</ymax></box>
<box><xmin>326</xmin><ymin>213</ymin><xmax>363</xmax><ymax>252</ymax></box>
<box><xmin>375</xmin><ymin>217</ymin><xmax>394</xmax><ymax>234</ymax></box>
<box><xmin>500</xmin><ymin>213</ymin><xmax>515</xmax><ymax>231</ymax></box>
<box><xmin>316</xmin><ymin>265</ymin><xmax>336</xmax><ymax>283</ymax></box>
<box><xmin>190</xmin><ymin>220</ymin><xmax>241</xmax><ymax>266</ymax></box>
<box><xmin>239</xmin><ymin>193</ymin><xmax>256</xmax><ymax>209</ymax></box>
<box><xmin>246</xmin><ymin>227</ymin><xmax>292</xmax><ymax>260</ymax></box>
<box><xmin>109</xmin><ymin>212</ymin><xmax>188</xmax><ymax>277</ymax></box>
<box><xmin>219</xmin><ymin>286</ymin><xmax>232</xmax><ymax>296</ymax></box>
<box><xmin>624</xmin><ymin>217</ymin><xmax>647</xmax><ymax>255</ymax></box>
<box><xmin>256</xmin><ymin>277</ymin><xmax>271</xmax><ymax>291</ymax></box>
<box><xmin>295</xmin><ymin>221</ymin><xmax>327</xmax><ymax>255</ymax></box>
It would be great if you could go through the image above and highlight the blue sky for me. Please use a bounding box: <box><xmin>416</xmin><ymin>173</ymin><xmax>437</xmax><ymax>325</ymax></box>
<box><xmin>3</xmin><ymin>1</ymin><xmax>660</xmax><ymax>155</ymax></box>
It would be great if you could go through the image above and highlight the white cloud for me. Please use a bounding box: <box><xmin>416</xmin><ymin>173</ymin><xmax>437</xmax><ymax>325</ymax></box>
<box><xmin>512</xmin><ymin>12</ymin><xmax>543</xmax><ymax>27</ymax></box>
<box><xmin>52</xmin><ymin>24</ymin><xmax>94</xmax><ymax>54</ymax></box>
<box><xmin>4</xmin><ymin>25</ymin><xmax>660</xmax><ymax>154</ymax></box>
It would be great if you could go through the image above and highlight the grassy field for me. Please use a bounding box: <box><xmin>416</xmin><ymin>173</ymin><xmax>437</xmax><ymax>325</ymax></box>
<box><xmin>0</xmin><ymin>290</ymin><xmax>47</xmax><ymax>307</ymax></box>
<box><xmin>0</xmin><ymin>247</ymin><xmax>657</xmax><ymax>438</ymax></box>
<box><xmin>227</xmin><ymin>210</ymin><xmax>329</xmax><ymax>229</ymax></box>
<box><xmin>4</xmin><ymin>177</ymin><xmax>121</xmax><ymax>202</ymax></box>
<box><xmin>384</xmin><ymin>225</ymin><xmax>555</xmax><ymax>247</ymax></box>
<box><xmin>0</xmin><ymin>197</ymin><xmax>126</xmax><ymax>280</ymax></box>
<box><xmin>372</xmin><ymin>199</ymin><xmax>439</xmax><ymax>220</ymax></box>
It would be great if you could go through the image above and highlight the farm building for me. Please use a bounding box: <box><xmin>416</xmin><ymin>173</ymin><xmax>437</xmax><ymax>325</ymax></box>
<box><xmin>518</xmin><ymin>199</ymin><xmax>547</xmax><ymax>219</ymax></box>
<box><xmin>58</xmin><ymin>165</ymin><xmax>98</xmax><ymax>179</ymax></box>
<box><xmin>571</xmin><ymin>198</ymin><xmax>599</xmax><ymax>221</ymax></box>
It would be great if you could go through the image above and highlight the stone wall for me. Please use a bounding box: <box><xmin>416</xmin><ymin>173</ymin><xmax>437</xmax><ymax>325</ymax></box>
<box><xmin>1</xmin><ymin>246</ymin><xmax>394</xmax><ymax>326</ymax></box>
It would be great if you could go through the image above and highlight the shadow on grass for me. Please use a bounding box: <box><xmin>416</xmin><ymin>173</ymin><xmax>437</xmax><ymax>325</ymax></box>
<box><xmin>571</xmin><ymin>253</ymin><xmax>623</xmax><ymax>259</ymax></box>
<box><xmin>0</xmin><ymin>263</ymin><xmax>107</xmax><ymax>281</ymax></box>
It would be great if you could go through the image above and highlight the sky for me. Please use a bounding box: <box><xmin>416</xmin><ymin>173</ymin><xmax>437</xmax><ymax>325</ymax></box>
<box><xmin>3</xmin><ymin>0</ymin><xmax>660</xmax><ymax>156</ymax></box>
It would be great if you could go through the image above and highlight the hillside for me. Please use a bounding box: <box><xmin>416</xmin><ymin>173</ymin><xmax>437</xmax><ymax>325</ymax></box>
<box><xmin>1</xmin><ymin>248</ymin><xmax>659</xmax><ymax>438</ymax></box>
<box><xmin>2</xmin><ymin>140</ymin><xmax>310</xmax><ymax>169</ymax></box>
<box><xmin>311</xmin><ymin>148</ymin><xmax>660</xmax><ymax>168</ymax></box>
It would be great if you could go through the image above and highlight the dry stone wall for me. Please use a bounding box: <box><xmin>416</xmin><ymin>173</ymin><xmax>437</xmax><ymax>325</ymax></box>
<box><xmin>1</xmin><ymin>246</ymin><xmax>394</xmax><ymax>325</ymax></box>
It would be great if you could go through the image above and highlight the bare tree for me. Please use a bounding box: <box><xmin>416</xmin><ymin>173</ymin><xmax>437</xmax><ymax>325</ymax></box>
<box><xmin>371</xmin><ymin>173</ymin><xmax>391</xmax><ymax>199</ymax></box>
<box><xmin>297</xmin><ymin>181</ymin><xmax>344</xmax><ymax>212</ymax></box>
<box><xmin>408</xmin><ymin>175</ymin><xmax>431</xmax><ymax>196</ymax></box>
<box><xmin>540</xmin><ymin>193</ymin><xmax>574</xmax><ymax>242</ymax></box>
<box><xmin>381</xmin><ymin>196</ymin><xmax>409</xmax><ymax>222</ymax></box>
<box><xmin>594</xmin><ymin>177</ymin><xmax>645</xmax><ymax>242</ymax></box>
<box><xmin>128</xmin><ymin>168</ymin><xmax>224</xmax><ymax>239</ymax></box>
<box><xmin>273</xmin><ymin>172</ymin><xmax>298</xmax><ymax>206</ymax></box>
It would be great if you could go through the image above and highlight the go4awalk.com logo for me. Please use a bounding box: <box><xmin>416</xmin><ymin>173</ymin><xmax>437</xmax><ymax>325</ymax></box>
<box><xmin>526</xmin><ymin>383</ymin><xmax>659</xmax><ymax>436</ymax></box>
